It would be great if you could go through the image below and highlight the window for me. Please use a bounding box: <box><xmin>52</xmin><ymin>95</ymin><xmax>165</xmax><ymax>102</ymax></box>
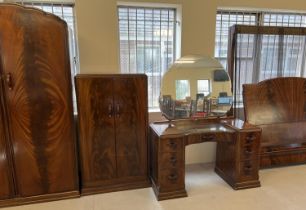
<box><xmin>197</xmin><ymin>80</ymin><xmax>210</xmax><ymax>96</ymax></box>
<box><xmin>215</xmin><ymin>9</ymin><xmax>306</xmax><ymax>105</ymax></box>
<box><xmin>118</xmin><ymin>5</ymin><xmax>179</xmax><ymax>109</ymax></box>
<box><xmin>215</xmin><ymin>10</ymin><xmax>306</xmax><ymax>71</ymax></box>
<box><xmin>215</xmin><ymin>11</ymin><xmax>258</xmax><ymax>68</ymax></box>
<box><xmin>263</xmin><ymin>13</ymin><xmax>306</xmax><ymax>27</ymax></box>
<box><xmin>261</xmin><ymin>13</ymin><xmax>306</xmax><ymax>79</ymax></box>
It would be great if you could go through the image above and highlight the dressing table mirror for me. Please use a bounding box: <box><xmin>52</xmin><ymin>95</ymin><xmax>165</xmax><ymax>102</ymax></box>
<box><xmin>149</xmin><ymin>55</ymin><xmax>262</xmax><ymax>201</ymax></box>
<box><xmin>159</xmin><ymin>55</ymin><xmax>232</xmax><ymax>120</ymax></box>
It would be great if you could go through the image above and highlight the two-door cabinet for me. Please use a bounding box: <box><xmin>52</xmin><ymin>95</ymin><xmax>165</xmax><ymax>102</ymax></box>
<box><xmin>75</xmin><ymin>74</ymin><xmax>150</xmax><ymax>195</ymax></box>
<box><xmin>0</xmin><ymin>4</ymin><xmax>79</xmax><ymax>207</ymax></box>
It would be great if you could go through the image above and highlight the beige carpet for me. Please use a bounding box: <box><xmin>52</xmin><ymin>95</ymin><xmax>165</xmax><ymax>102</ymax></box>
<box><xmin>4</xmin><ymin>163</ymin><xmax>306</xmax><ymax>210</ymax></box>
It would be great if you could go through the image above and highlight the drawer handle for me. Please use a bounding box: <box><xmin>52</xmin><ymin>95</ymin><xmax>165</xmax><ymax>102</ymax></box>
<box><xmin>245</xmin><ymin>150</ymin><xmax>253</xmax><ymax>155</ymax></box>
<box><xmin>116</xmin><ymin>104</ymin><xmax>120</xmax><ymax>118</ymax></box>
<box><xmin>244</xmin><ymin>165</ymin><xmax>253</xmax><ymax>171</ymax></box>
<box><xmin>108</xmin><ymin>104</ymin><xmax>113</xmax><ymax>118</ymax></box>
<box><xmin>167</xmin><ymin>141</ymin><xmax>177</xmax><ymax>149</ymax></box>
<box><xmin>6</xmin><ymin>73</ymin><xmax>13</xmax><ymax>90</ymax></box>
<box><xmin>168</xmin><ymin>173</ymin><xmax>178</xmax><ymax>180</ymax></box>
<box><xmin>170</xmin><ymin>156</ymin><xmax>177</xmax><ymax>165</ymax></box>
<box><xmin>202</xmin><ymin>134</ymin><xmax>215</xmax><ymax>141</ymax></box>
<box><xmin>246</xmin><ymin>135</ymin><xmax>256</xmax><ymax>144</ymax></box>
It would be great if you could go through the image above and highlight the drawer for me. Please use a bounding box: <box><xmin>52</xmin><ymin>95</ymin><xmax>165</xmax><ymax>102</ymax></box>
<box><xmin>160</xmin><ymin>138</ymin><xmax>183</xmax><ymax>152</ymax></box>
<box><xmin>187</xmin><ymin>133</ymin><xmax>216</xmax><ymax>144</ymax></box>
<box><xmin>238</xmin><ymin>160</ymin><xmax>259</xmax><ymax>182</ymax></box>
<box><xmin>240</xmin><ymin>132</ymin><xmax>260</xmax><ymax>147</ymax></box>
<box><xmin>159</xmin><ymin>168</ymin><xmax>184</xmax><ymax>191</ymax></box>
<box><xmin>240</xmin><ymin>145</ymin><xmax>260</xmax><ymax>160</ymax></box>
<box><xmin>201</xmin><ymin>133</ymin><xmax>217</xmax><ymax>141</ymax></box>
<box><xmin>239</xmin><ymin>132</ymin><xmax>260</xmax><ymax>160</ymax></box>
<box><xmin>160</xmin><ymin>152</ymin><xmax>184</xmax><ymax>169</ymax></box>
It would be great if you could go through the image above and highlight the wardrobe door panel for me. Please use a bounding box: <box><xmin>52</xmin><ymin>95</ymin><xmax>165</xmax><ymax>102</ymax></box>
<box><xmin>0</xmin><ymin>92</ymin><xmax>14</xmax><ymax>199</ymax></box>
<box><xmin>0</xmin><ymin>6</ymin><xmax>78</xmax><ymax>197</ymax></box>
<box><xmin>76</xmin><ymin>77</ymin><xmax>117</xmax><ymax>186</ymax></box>
<box><xmin>114</xmin><ymin>76</ymin><xmax>148</xmax><ymax>178</ymax></box>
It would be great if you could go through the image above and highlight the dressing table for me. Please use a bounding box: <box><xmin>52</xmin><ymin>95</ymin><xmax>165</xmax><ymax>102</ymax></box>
<box><xmin>149</xmin><ymin>56</ymin><xmax>262</xmax><ymax>200</ymax></box>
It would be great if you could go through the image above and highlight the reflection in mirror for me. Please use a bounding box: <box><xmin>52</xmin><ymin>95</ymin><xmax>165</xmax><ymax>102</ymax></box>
<box><xmin>176</xmin><ymin>80</ymin><xmax>190</xmax><ymax>100</ymax></box>
<box><xmin>159</xmin><ymin>55</ymin><xmax>232</xmax><ymax>120</ymax></box>
<box><xmin>197</xmin><ymin>80</ymin><xmax>210</xmax><ymax>96</ymax></box>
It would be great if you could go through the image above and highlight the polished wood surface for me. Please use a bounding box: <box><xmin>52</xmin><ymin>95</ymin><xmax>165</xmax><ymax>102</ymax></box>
<box><xmin>243</xmin><ymin>77</ymin><xmax>306</xmax><ymax>167</ymax></box>
<box><xmin>260</xmin><ymin>122</ymin><xmax>306</xmax><ymax>147</ymax></box>
<box><xmin>0</xmin><ymin>89</ymin><xmax>14</xmax><ymax>200</ymax></box>
<box><xmin>113</xmin><ymin>77</ymin><xmax>147</xmax><ymax>178</ymax></box>
<box><xmin>0</xmin><ymin>4</ymin><xmax>79</xmax><ymax>206</ymax></box>
<box><xmin>76</xmin><ymin>77</ymin><xmax>117</xmax><ymax>186</ymax></box>
<box><xmin>151</xmin><ymin>118</ymin><xmax>233</xmax><ymax>137</ymax></box>
<box><xmin>149</xmin><ymin>119</ymin><xmax>261</xmax><ymax>200</ymax></box>
<box><xmin>243</xmin><ymin>77</ymin><xmax>306</xmax><ymax>124</ymax></box>
<box><xmin>76</xmin><ymin>74</ymin><xmax>150</xmax><ymax>195</ymax></box>
<box><xmin>149</xmin><ymin>131</ymin><xmax>187</xmax><ymax>200</ymax></box>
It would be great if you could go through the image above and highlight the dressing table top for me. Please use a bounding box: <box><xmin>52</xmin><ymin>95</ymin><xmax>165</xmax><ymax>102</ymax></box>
<box><xmin>150</xmin><ymin>118</ymin><xmax>261</xmax><ymax>138</ymax></box>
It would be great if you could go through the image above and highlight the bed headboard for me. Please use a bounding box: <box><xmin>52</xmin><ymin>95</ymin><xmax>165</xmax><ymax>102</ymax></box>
<box><xmin>243</xmin><ymin>77</ymin><xmax>306</xmax><ymax>125</ymax></box>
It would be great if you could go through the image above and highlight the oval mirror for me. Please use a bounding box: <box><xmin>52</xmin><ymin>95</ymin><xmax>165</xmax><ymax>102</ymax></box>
<box><xmin>159</xmin><ymin>55</ymin><xmax>232</xmax><ymax>120</ymax></box>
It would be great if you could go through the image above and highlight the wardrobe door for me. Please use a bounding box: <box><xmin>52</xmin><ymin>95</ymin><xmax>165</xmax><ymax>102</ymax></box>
<box><xmin>114</xmin><ymin>76</ymin><xmax>148</xmax><ymax>178</ymax></box>
<box><xmin>0</xmin><ymin>6</ymin><xmax>78</xmax><ymax>197</ymax></box>
<box><xmin>76</xmin><ymin>76</ymin><xmax>117</xmax><ymax>187</ymax></box>
<box><xmin>0</xmin><ymin>87</ymin><xmax>14</xmax><ymax>199</ymax></box>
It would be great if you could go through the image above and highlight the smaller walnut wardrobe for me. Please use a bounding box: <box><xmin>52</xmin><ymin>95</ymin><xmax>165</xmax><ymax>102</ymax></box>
<box><xmin>75</xmin><ymin>74</ymin><xmax>150</xmax><ymax>195</ymax></box>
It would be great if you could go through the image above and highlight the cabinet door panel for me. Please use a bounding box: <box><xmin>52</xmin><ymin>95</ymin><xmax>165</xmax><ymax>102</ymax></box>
<box><xmin>76</xmin><ymin>77</ymin><xmax>117</xmax><ymax>185</ymax></box>
<box><xmin>114</xmin><ymin>76</ymin><xmax>148</xmax><ymax>178</ymax></box>
<box><xmin>0</xmin><ymin>6</ymin><xmax>78</xmax><ymax>197</ymax></box>
<box><xmin>0</xmin><ymin>91</ymin><xmax>14</xmax><ymax>199</ymax></box>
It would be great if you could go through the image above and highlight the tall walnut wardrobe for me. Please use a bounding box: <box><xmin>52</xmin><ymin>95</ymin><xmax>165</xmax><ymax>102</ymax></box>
<box><xmin>75</xmin><ymin>74</ymin><xmax>150</xmax><ymax>195</ymax></box>
<box><xmin>0</xmin><ymin>4</ymin><xmax>79</xmax><ymax>207</ymax></box>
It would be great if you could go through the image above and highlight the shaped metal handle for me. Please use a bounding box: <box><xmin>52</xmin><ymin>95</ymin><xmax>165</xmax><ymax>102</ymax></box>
<box><xmin>108</xmin><ymin>104</ymin><xmax>113</xmax><ymax>118</ymax></box>
<box><xmin>6</xmin><ymin>73</ymin><xmax>13</xmax><ymax>90</ymax></box>
<box><xmin>168</xmin><ymin>173</ymin><xmax>178</xmax><ymax>180</ymax></box>
<box><xmin>170</xmin><ymin>156</ymin><xmax>177</xmax><ymax>166</ymax></box>
<box><xmin>202</xmin><ymin>134</ymin><xmax>215</xmax><ymax>141</ymax></box>
<box><xmin>167</xmin><ymin>141</ymin><xmax>177</xmax><ymax>149</ymax></box>
<box><xmin>244</xmin><ymin>165</ymin><xmax>253</xmax><ymax>172</ymax></box>
<box><xmin>246</xmin><ymin>134</ymin><xmax>256</xmax><ymax>144</ymax></box>
<box><xmin>116</xmin><ymin>104</ymin><xmax>120</xmax><ymax>118</ymax></box>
